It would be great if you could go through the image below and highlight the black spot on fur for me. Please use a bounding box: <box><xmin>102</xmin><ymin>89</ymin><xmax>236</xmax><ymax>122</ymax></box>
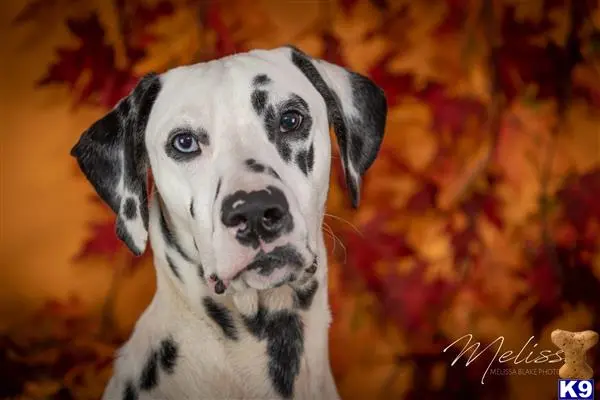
<box><xmin>266</xmin><ymin>311</ymin><xmax>304</xmax><ymax>398</ymax></box>
<box><xmin>203</xmin><ymin>297</ymin><xmax>238</xmax><ymax>340</ymax></box>
<box><xmin>295</xmin><ymin>149</ymin><xmax>309</xmax><ymax>176</ymax></box>
<box><xmin>307</xmin><ymin>143</ymin><xmax>314</xmax><ymax>173</ymax></box>
<box><xmin>215</xmin><ymin>178</ymin><xmax>222</xmax><ymax>201</ymax></box>
<box><xmin>267</xmin><ymin>167</ymin><xmax>281</xmax><ymax>179</ymax></box>
<box><xmin>252</xmin><ymin>90</ymin><xmax>268</xmax><ymax>115</ymax></box>
<box><xmin>189</xmin><ymin>199</ymin><xmax>195</xmax><ymax>218</ymax></box>
<box><xmin>197</xmin><ymin>263</ymin><xmax>205</xmax><ymax>280</ymax></box>
<box><xmin>159</xmin><ymin>336</ymin><xmax>179</xmax><ymax>374</ymax></box>
<box><xmin>124</xmin><ymin>197</ymin><xmax>137</xmax><ymax>219</ymax></box>
<box><xmin>242</xmin><ymin>305</ymin><xmax>268</xmax><ymax>338</ymax></box>
<box><xmin>253</xmin><ymin>74</ymin><xmax>271</xmax><ymax>86</ymax></box>
<box><xmin>241</xmin><ymin>305</ymin><xmax>304</xmax><ymax>398</ymax></box>
<box><xmin>246</xmin><ymin>159</ymin><xmax>280</xmax><ymax>179</ymax></box>
<box><xmin>158</xmin><ymin>201</ymin><xmax>193</xmax><ymax>263</ymax></box>
<box><xmin>294</xmin><ymin>280</ymin><xmax>319</xmax><ymax>310</ymax></box>
<box><xmin>165</xmin><ymin>254</ymin><xmax>182</xmax><ymax>281</ymax></box>
<box><xmin>123</xmin><ymin>380</ymin><xmax>138</xmax><ymax>400</ymax></box>
<box><xmin>139</xmin><ymin>350</ymin><xmax>159</xmax><ymax>391</ymax></box>
<box><xmin>245</xmin><ymin>158</ymin><xmax>265</xmax><ymax>173</ymax></box>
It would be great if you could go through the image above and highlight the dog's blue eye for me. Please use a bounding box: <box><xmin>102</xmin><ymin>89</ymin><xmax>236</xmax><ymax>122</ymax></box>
<box><xmin>279</xmin><ymin>111</ymin><xmax>303</xmax><ymax>132</ymax></box>
<box><xmin>172</xmin><ymin>133</ymin><xmax>200</xmax><ymax>153</ymax></box>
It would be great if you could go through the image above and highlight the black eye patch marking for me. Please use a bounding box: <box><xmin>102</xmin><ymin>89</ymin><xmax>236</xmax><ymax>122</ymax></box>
<box><xmin>202</xmin><ymin>297</ymin><xmax>239</xmax><ymax>340</ymax></box>
<box><xmin>159</xmin><ymin>335</ymin><xmax>179</xmax><ymax>374</ymax></box>
<box><xmin>123</xmin><ymin>380</ymin><xmax>138</xmax><ymax>400</ymax></box>
<box><xmin>165</xmin><ymin>254</ymin><xmax>182</xmax><ymax>281</ymax></box>
<box><xmin>253</xmin><ymin>74</ymin><xmax>272</xmax><ymax>86</ymax></box>
<box><xmin>258</xmin><ymin>93</ymin><xmax>313</xmax><ymax>165</ymax></box>
<box><xmin>124</xmin><ymin>197</ymin><xmax>137</xmax><ymax>220</ymax></box>
<box><xmin>252</xmin><ymin>90</ymin><xmax>268</xmax><ymax>115</ymax></box>
<box><xmin>164</xmin><ymin>127</ymin><xmax>209</xmax><ymax>162</ymax></box>
<box><xmin>245</xmin><ymin>158</ymin><xmax>281</xmax><ymax>180</ymax></box>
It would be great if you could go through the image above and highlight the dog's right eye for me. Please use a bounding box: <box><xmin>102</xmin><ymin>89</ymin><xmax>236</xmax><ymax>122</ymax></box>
<box><xmin>172</xmin><ymin>133</ymin><xmax>201</xmax><ymax>154</ymax></box>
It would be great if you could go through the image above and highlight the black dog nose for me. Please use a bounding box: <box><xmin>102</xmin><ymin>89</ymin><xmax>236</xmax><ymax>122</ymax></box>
<box><xmin>221</xmin><ymin>186</ymin><xmax>293</xmax><ymax>247</ymax></box>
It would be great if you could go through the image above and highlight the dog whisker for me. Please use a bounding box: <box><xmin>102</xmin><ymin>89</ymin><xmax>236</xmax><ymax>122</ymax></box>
<box><xmin>324</xmin><ymin>213</ymin><xmax>364</xmax><ymax>238</ymax></box>
<box><xmin>321</xmin><ymin>222</ymin><xmax>347</xmax><ymax>264</ymax></box>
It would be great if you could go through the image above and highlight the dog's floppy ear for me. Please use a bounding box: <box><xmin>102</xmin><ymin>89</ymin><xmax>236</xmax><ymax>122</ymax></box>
<box><xmin>70</xmin><ymin>73</ymin><xmax>161</xmax><ymax>255</ymax></box>
<box><xmin>287</xmin><ymin>46</ymin><xmax>387</xmax><ymax>208</ymax></box>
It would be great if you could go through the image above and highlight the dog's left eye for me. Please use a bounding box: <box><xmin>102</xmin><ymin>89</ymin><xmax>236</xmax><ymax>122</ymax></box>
<box><xmin>172</xmin><ymin>133</ymin><xmax>200</xmax><ymax>154</ymax></box>
<box><xmin>279</xmin><ymin>111</ymin><xmax>303</xmax><ymax>132</ymax></box>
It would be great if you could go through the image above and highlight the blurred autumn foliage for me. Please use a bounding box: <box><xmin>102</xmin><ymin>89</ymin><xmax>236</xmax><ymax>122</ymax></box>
<box><xmin>2</xmin><ymin>0</ymin><xmax>600</xmax><ymax>399</ymax></box>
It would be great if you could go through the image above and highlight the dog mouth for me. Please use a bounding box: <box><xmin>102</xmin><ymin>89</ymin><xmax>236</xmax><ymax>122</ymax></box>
<box><xmin>210</xmin><ymin>244</ymin><xmax>317</xmax><ymax>293</ymax></box>
<box><xmin>244</xmin><ymin>244</ymin><xmax>305</xmax><ymax>277</ymax></box>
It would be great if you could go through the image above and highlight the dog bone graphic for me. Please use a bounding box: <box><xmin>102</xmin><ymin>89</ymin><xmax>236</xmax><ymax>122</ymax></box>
<box><xmin>551</xmin><ymin>329</ymin><xmax>598</xmax><ymax>379</ymax></box>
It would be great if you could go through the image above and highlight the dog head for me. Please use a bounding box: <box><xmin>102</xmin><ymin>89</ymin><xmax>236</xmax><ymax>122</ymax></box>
<box><xmin>71</xmin><ymin>46</ymin><xmax>387</xmax><ymax>294</ymax></box>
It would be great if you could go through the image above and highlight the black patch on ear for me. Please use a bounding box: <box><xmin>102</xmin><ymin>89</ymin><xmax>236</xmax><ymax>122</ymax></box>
<box><xmin>159</xmin><ymin>336</ymin><xmax>179</xmax><ymax>374</ymax></box>
<box><xmin>158</xmin><ymin>201</ymin><xmax>193</xmax><ymax>263</ymax></box>
<box><xmin>189</xmin><ymin>199</ymin><xmax>195</xmax><ymax>218</ymax></box>
<box><xmin>289</xmin><ymin>46</ymin><xmax>387</xmax><ymax>208</ymax></box>
<box><xmin>203</xmin><ymin>297</ymin><xmax>239</xmax><ymax>340</ymax></box>
<box><xmin>266</xmin><ymin>311</ymin><xmax>304</xmax><ymax>399</ymax></box>
<box><xmin>123</xmin><ymin>380</ymin><xmax>138</xmax><ymax>400</ymax></box>
<box><xmin>253</xmin><ymin>74</ymin><xmax>271</xmax><ymax>86</ymax></box>
<box><xmin>252</xmin><ymin>90</ymin><xmax>268</xmax><ymax>115</ymax></box>
<box><xmin>139</xmin><ymin>350</ymin><xmax>159</xmax><ymax>391</ymax></box>
<box><xmin>294</xmin><ymin>280</ymin><xmax>319</xmax><ymax>310</ymax></box>
<box><xmin>124</xmin><ymin>197</ymin><xmax>137</xmax><ymax>220</ymax></box>
<box><xmin>165</xmin><ymin>254</ymin><xmax>182</xmax><ymax>281</ymax></box>
<box><xmin>71</xmin><ymin>73</ymin><xmax>161</xmax><ymax>254</ymax></box>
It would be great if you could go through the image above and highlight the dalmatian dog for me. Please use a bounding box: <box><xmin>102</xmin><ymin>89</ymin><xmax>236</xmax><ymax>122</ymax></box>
<box><xmin>71</xmin><ymin>46</ymin><xmax>387</xmax><ymax>400</ymax></box>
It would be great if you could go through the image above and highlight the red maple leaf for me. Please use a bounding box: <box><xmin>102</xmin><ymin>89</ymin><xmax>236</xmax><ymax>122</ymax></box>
<box><xmin>368</xmin><ymin>53</ymin><xmax>416</xmax><ymax>107</ymax></box>
<box><xmin>383</xmin><ymin>264</ymin><xmax>456</xmax><ymax>333</ymax></box>
<box><xmin>39</xmin><ymin>13</ymin><xmax>139</xmax><ymax>108</ymax></box>
<box><xmin>417</xmin><ymin>84</ymin><xmax>486</xmax><ymax>138</ymax></box>
<box><xmin>205</xmin><ymin>2</ymin><xmax>243</xmax><ymax>57</ymax></box>
<box><xmin>12</xmin><ymin>0</ymin><xmax>81</xmax><ymax>24</ymax></box>
<box><xmin>322</xmin><ymin>32</ymin><xmax>347</xmax><ymax>67</ymax></box>
<box><xmin>556</xmin><ymin>168</ymin><xmax>600</xmax><ymax>232</ymax></box>
<box><xmin>74</xmin><ymin>221</ymin><xmax>125</xmax><ymax>261</ymax></box>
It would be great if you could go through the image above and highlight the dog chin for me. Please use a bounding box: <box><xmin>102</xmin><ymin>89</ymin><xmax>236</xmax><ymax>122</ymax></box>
<box><xmin>241</xmin><ymin>267</ymin><xmax>296</xmax><ymax>290</ymax></box>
